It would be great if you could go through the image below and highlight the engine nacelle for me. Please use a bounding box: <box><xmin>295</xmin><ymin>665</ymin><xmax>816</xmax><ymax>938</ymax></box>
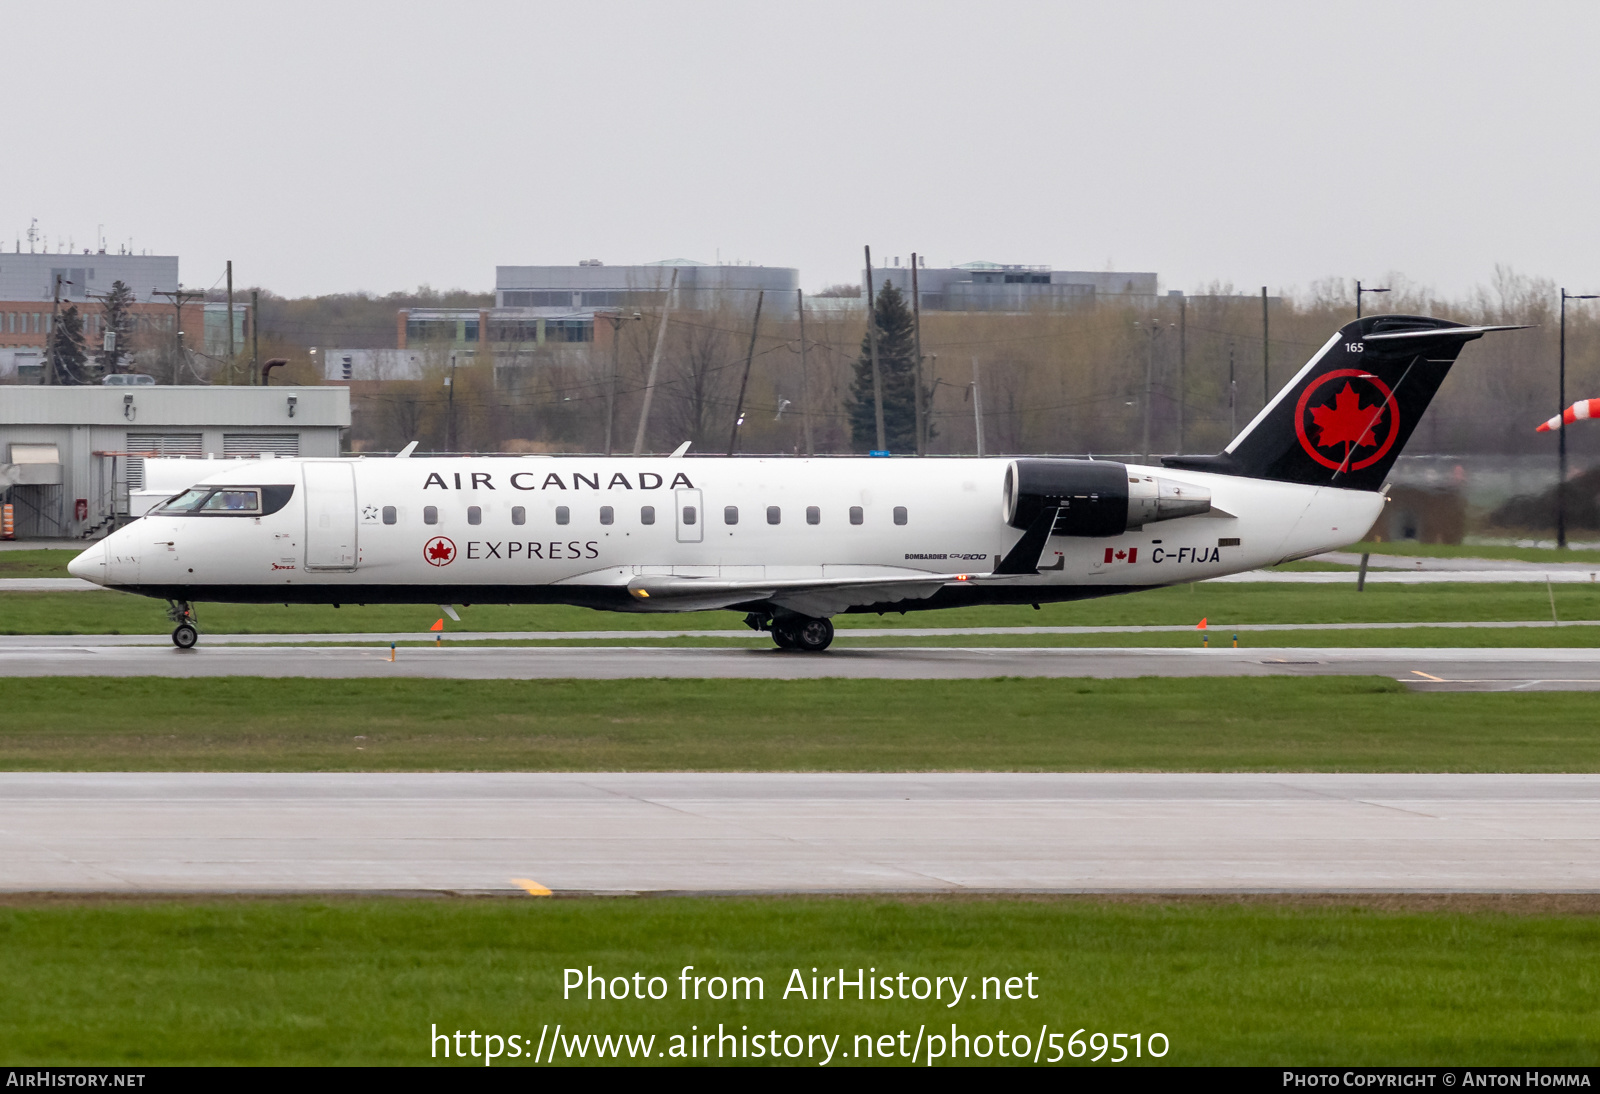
<box><xmin>1001</xmin><ymin>458</ymin><xmax>1211</xmax><ymax>536</ymax></box>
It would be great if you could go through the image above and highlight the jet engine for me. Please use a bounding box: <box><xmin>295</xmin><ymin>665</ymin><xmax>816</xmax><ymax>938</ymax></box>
<box><xmin>1001</xmin><ymin>458</ymin><xmax>1211</xmax><ymax>536</ymax></box>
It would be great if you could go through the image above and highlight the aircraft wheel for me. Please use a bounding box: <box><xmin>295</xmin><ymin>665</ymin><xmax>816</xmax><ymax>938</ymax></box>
<box><xmin>793</xmin><ymin>617</ymin><xmax>834</xmax><ymax>652</ymax></box>
<box><xmin>172</xmin><ymin>624</ymin><xmax>198</xmax><ymax>650</ymax></box>
<box><xmin>771</xmin><ymin>620</ymin><xmax>799</xmax><ymax>649</ymax></box>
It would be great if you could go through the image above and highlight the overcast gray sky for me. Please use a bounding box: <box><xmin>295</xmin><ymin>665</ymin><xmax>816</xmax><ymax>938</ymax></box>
<box><xmin>7</xmin><ymin>1</ymin><xmax>1598</xmax><ymax>299</ymax></box>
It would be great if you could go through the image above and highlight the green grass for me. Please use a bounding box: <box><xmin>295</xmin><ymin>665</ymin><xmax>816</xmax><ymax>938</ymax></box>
<box><xmin>8</xmin><ymin>581</ymin><xmax>1600</xmax><ymax>635</ymax></box>
<box><xmin>0</xmin><ymin>549</ymin><xmax>76</xmax><ymax>578</ymax></box>
<box><xmin>2</xmin><ymin>894</ymin><xmax>1598</xmax><ymax>1066</ymax></box>
<box><xmin>1357</xmin><ymin>540</ymin><xmax>1600</xmax><ymax>564</ymax></box>
<box><xmin>6</xmin><ymin>676</ymin><xmax>1600</xmax><ymax>772</ymax></box>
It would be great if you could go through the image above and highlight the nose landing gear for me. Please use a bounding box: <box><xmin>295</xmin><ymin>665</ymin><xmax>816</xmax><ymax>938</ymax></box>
<box><xmin>166</xmin><ymin>600</ymin><xmax>199</xmax><ymax>649</ymax></box>
<box><xmin>745</xmin><ymin>612</ymin><xmax>834</xmax><ymax>652</ymax></box>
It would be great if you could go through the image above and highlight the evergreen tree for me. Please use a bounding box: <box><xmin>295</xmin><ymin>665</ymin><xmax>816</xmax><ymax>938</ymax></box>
<box><xmin>96</xmin><ymin>280</ymin><xmax>136</xmax><ymax>373</ymax></box>
<box><xmin>849</xmin><ymin>282</ymin><xmax>928</xmax><ymax>452</ymax></box>
<box><xmin>48</xmin><ymin>305</ymin><xmax>92</xmax><ymax>385</ymax></box>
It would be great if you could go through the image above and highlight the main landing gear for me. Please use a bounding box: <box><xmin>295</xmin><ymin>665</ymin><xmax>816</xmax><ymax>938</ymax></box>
<box><xmin>167</xmin><ymin>600</ymin><xmax>199</xmax><ymax>649</ymax></box>
<box><xmin>745</xmin><ymin>612</ymin><xmax>834</xmax><ymax>652</ymax></box>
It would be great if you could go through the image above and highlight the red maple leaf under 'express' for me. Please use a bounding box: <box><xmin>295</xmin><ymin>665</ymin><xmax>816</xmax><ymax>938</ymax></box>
<box><xmin>427</xmin><ymin>540</ymin><xmax>454</xmax><ymax>562</ymax></box>
<box><xmin>1309</xmin><ymin>382</ymin><xmax>1381</xmax><ymax>451</ymax></box>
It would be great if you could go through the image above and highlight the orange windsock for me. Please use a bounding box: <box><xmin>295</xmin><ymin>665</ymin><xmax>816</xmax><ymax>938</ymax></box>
<box><xmin>430</xmin><ymin>619</ymin><xmax>444</xmax><ymax>632</ymax></box>
<box><xmin>1537</xmin><ymin>399</ymin><xmax>1600</xmax><ymax>432</ymax></box>
<box><xmin>1196</xmin><ymin>617</ymin><xmax>1208</xmax><ymax>629</ymax></box>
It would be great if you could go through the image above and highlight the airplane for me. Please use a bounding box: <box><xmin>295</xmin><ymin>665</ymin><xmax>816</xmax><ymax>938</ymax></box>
<box><xmin>69</xmin><ymin>314</ymin><xmax>1521</xmax><ymax>651</ymax></box>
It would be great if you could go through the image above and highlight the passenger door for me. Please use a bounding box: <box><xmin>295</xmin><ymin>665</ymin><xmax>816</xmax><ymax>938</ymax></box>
<box><xmin>675</xmin><ymin>488</ymin><xmax>703</xmax><ymax>544</ymax></box>
<box><xmin>303</xmin><ymin>462</ymin><xmax>358</xmax><ymax>570</ymax></box>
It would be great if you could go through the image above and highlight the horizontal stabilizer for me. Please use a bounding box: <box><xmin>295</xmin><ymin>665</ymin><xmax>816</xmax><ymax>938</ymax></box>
<box><xmin>1362</xmin><ymin>324</ymin><xmax>1528</xmax><ymax>342</ymax></box>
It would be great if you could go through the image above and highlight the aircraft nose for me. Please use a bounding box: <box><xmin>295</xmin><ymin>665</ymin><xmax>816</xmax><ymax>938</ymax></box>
<box><xmin>68</xmin><ymin>540</ymin><xmax>107</xmax><ymax>585</ymax></box>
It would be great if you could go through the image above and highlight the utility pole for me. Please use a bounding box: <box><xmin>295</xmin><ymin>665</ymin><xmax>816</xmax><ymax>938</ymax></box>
<box><xmin>1177</xmin><ymin>295</ymin><xmax>1186</xmax><ymax>455</ymax></box>
<box><xmin>45</xmin><ymin>273</ymin><xmax>64</xmax><ymax>385</ymax></box>
<box><xmin>153</xmin><ymin>287</ymin><xmax>204</xmax><ymax>384</ymax></box>
<box><xmin>971</xmin><ymin>357</ymin><xmax>985</xmax><ymax>456</ymax></box>
<box><xmin>1140</xmin><ymin>321</ymin><xmax>1162</xmax><ymax>464</ymax></box>
<box><xmin>600</xmin><ymin>311</ymin><xmax>641</xmax><ymax>456</ymax></box>
<box><xmin>863</xmin><ymin>245</ymin><xmax>886</xmax><ymax>452</ymax></box>
<box><xmin>911</xmin><ymin>252</ymin><xmax>925</xmax><ymax>455</ymax></box>
<box><xmin>251</xmin><ymin>289</ymin><xmax>260</xmax><ymax>385</ymax></box>
<box><xmin>446</xmin><ymin>352</ymin><xmax>458</xmax><ymax>452</ymax></box>
<box><xmin>226</xmin><ymin>261</ymin><xmax>235</xmax><ymax>383</ymax></box>
<box><xmin>631</xmin><ymin>268</ymin><xmax>679</xmax><ymax>456</ymax></box>
<box><xmin>797</xmin><ymin>289</ymin><xmax>815</xmax><ymax>457</ymax></box>
<box><xmin>727</xmin><ymin>291</ymin><xmax>764</xmax><ymax>455</ymax></box>
<box><xmin>1261</xmin><ymin>286</ymin><xmax>1270</xmax><ymax>408</ymax></box>
<box><xmin>605</xmin><ymin>316</ymin><xmax>621</xmax><ymax>455</ymax></box>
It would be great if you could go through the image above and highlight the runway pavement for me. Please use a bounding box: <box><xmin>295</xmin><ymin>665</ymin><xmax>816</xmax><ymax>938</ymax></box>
<box><xmin>0</xmin><ymin>641</ymin><xmax>1594</xmax><ymax>689</ymax></box>
<box><xmin>5</xmin><ymin>772</ymin><xmax>1597</xmax><ymax>894</ymax></box>
<box><xmin>1</xmin><ymin>619</ymin><xmax>1595</xmax><ymax>646</ymax></box>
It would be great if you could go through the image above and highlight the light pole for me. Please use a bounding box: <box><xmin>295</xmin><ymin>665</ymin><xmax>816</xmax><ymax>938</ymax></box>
<box><xmin>1136</xmin><ymin>320</ymin><xmax>1169</xmax><ymax>464</ymax></box>
<box><xmin>1227</xmin><ymin>341</ymin><xmax>1238</xmax><ymax>438</ymax></box>
<box><xmin>600</xmin><ymin>311</ymin><xmax>642</xmax><ymax>455</ymax></box>
<box><xmin>1558</xmin><ymin>289</ymin><xmax>1598</xmax><ymax>549</ymax></box>
<box><xmin>446</xmin><ymin>352</ymin><xmax>458</xmax><ymax>453</ymax></box>
<box><xmin>1356</xmin><ymin>280</ymin><xmax>1390</xmax><ymax>319</ymax></box>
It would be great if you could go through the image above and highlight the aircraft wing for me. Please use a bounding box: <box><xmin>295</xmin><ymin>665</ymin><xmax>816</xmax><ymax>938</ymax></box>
<box><xmin>622</xmin><ymin>569</ymin><xmax>990</xmax><ymax>615</ymax></box>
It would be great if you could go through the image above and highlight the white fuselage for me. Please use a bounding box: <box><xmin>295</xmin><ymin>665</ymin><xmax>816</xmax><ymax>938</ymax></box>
<box><xmin>69</xmin><ymin>455</ymin><xmax>1382</xmax><ymax>613</ymax></box>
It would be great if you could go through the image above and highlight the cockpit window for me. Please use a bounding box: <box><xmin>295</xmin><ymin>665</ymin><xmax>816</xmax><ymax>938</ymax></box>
<box><xmin>200</xmin><ymin>489</ymin><xmax>261</xmax><ymax>512</ymax></box>
<box><xmin>156</xmin><ymin>484</ymin><xmax>294</xmax><ymax>516</ymax></box>
<box><xmin>158</xmin><ymin>489</ymin><xmax>212</xmax><ymax>513</ymax></box>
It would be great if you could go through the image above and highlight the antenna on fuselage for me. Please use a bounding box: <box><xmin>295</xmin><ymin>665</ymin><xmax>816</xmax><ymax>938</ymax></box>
<box><xmin>668</xmin><ymin>441</ymin><xmax>691</xmax><ymax>458</ymax></box>
<box><xmin>396</xmin><ymin>441</ymin><xmax>419</xmax><ymax>458</ymax></box>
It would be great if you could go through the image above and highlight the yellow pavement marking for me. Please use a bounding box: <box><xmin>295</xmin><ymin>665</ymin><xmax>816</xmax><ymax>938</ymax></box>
<box><xmin>512</xmin><ymin>877</ymin><xmax>553</xmax><ymax>896</ymax></box>
<box><xmin>1410</xmin><ymin>670</ymin><xmax>1445</xmax><ymax>682</ymax></box>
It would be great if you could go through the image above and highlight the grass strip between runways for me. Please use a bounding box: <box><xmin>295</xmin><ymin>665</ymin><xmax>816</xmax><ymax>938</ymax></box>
<box><xmin>5</xmin><ymin>675</ymin><xmax>1600</xmax><ymax>772</ymax></box>
<box><xmin>1</xmin><ymin>894</ymin><xmax>1598</xmax><ymax>1066</ymax></box>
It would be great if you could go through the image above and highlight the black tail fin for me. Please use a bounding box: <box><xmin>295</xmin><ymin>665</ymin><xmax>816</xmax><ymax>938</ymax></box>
<box><xmin>1162</xmin><ymin>314</ymin><xmax>1523</xmax><ymax>491</ymax></box>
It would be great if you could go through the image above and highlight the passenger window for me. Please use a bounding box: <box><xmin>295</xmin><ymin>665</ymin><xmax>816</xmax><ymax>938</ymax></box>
<box><xmin>424</xmin><ymin>506</ymin><xmax>439</xmax><ymax>525</ymax></box>
<box><xmin>806</xmin><ymin>505</ymin><xmax>820</xmax><ymax>525</ymax></box>
<box><xmin>849</xmin><ymin>506</ymin><xmax>864</xmax><ymax>525</ymax></box>
<box><xmin>766</xmin><ymin>506</ymin><xmax>781</xmax><ymax>525</ymax></box>
<box><xmin>382</xmin><ymin>506</ymin><xmax>397</xmax><ymax>525</ymax></box>
<box><xmin>724</xmin><ymin>506</ymin><xmax>739</xmax><ymax>525</ymax></box>
<box><xmin>600</xmin><ymin>506</ymin><xmax>614</xmax><ymax>526</ymax></box>
<box><xmin>641</xmin><ymin>505</ymin><xmax>656</xmax><ymax>525</ymax></box>
<box><xmin>467</xmin><ymin>506</ymin><xmax>482</xmax><ymax>525</ymax></box>
<box><xmin>555</xmin><ymin>506</ymin><xmax>570</xmax><ymax>525</ymax></box>
<box><xmin>511</xmin><ymin>506</ymin><xmax>526</xmax><ymax>526</ymax></box>
<box><xmin>894</xmin><ymin>506</ymin><xmax>908</xmax><ymax>525</ymax></box>
<box><xmin>682</xmin><ymin>505</ymin><xmax>697</xmax><ymax>525</ymax></box>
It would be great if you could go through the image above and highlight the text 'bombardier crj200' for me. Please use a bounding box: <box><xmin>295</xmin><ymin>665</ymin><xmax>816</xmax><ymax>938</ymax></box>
<box><xmin>70</xmin><ymin>315</ymin><xmax>1520</xmax><ymax>651</ymax></box>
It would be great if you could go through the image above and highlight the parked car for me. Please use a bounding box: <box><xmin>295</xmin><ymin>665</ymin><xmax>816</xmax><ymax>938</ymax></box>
<box><xmin>101</xmin><ymin>374</ymin><xmax>156</xmax><ymax>386</ymax></box>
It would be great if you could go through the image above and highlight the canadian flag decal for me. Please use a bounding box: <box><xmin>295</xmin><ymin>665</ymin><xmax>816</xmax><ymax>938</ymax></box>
<box><xmin>1103</xmin><ymin>547</ymin><xmax>1138</xmax><ymax>564</ymax></box>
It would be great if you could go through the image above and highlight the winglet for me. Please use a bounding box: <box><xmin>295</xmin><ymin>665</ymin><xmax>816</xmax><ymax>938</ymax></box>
<box><xmin>992</xmin><ymin>507</ymin><xmax>1057</xmax><ymax>575</ymax></box>
<box><xmin>396</xmin><ymin>441</ymin><xmax>419</xmax><ymax>458</ymax></box>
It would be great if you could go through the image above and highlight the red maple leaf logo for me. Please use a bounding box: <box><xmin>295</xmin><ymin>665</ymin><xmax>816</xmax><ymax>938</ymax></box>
<box><xmin>1115</xmin><ymin>549</ymin><xmax>1127</xmax><ymax>560</ymax></box>
<box><xmin>423</xmin><ymin>537</ymin><xmax>456</xmax><ymax>566</ymax></box>
<box><xmin>1310</xmin><ymin>382</ymin><xmax>1381</xmax><ymax>452</ymax></box>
